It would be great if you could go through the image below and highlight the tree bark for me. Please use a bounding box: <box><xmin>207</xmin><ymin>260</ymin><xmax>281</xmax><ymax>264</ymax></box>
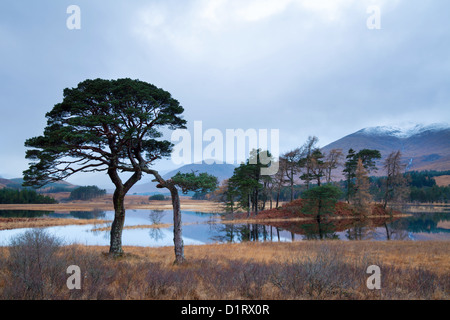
<box><xmin>275</xmin><ymin>192</ymin><xmax>280</xmax><ymax>208</ymax></box>
<box><xmin>255</xmin><ymin>188</ymin><xmax>259</xmax><ymax>216</ymax></box>
<box><xmin>109</xmin><ymin>189</ymin><xmax>126</xmax><ymax>256</ymax></box>
<box><xmin>290</xmin><ymin>168</ymin><xmax>294</xmax><ymax>202</ymax></box>
<box><xmin>247</xmin><ymin>193</ymin><xmax>251</xmax><ymax>217</ymax></box>
<box><xmin>169</xmin><ymin>185</ymin><xmax>186</xmax><ymax>265</ymax></box>
<box><xmin>384</xmin><ymin>223</ymin><xmax>391</xmax><ymax>240</ymax></box>
<box><xmin>147</xmin><ymin>169</ymin><xmax>186</xmax><ymax>265</ymax></box>
<box><xmin>108</xmin><ymin>167</ymin><xmax>142</xmax><ymax>257</ymax></box>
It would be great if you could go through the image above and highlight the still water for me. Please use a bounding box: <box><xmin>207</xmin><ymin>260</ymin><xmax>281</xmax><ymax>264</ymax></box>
<box><xmin>0</xmin><ymin>207</ymin><xmax>449</xmax><ymax>247</ymax></box>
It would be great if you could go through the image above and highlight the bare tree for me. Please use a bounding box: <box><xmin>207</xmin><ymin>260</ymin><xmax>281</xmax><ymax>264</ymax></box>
<box><xmin>273</xmin><ymin>159</ymin><xmax>287</xmax><ymax>208</ymax></box>
<box><xmin>323</xmin><ymin>149</ymin><xmax>344</xmax><ymax>183</ymax></box>
<box><xmin>282</xmin><ymin>148</ymin><xmax>303</xmax><ymax>202</ymax></box>
<box><xmin>261</xmin><ymin>174</ymin><xmax>272</xmax><ymax>210</ymax></box>
<box><xmin>308</xmin><ymin>149</ymin><xmax>326</xmax><ymax>186</ymax></box>
<box><xmin>299</xmin><ymin>136</ymin><xmax>319</xmax><ymax>189</ymax></box>
<box><xmin>382</xmin><ymin>150</ymin><xmax>408</xmax><ymax>210</ymax></box>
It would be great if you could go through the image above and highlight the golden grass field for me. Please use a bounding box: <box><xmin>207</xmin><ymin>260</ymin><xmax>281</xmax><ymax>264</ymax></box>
<box><xmin>2</xmin><ymin>240</ymin><xmax>448</xmax><ymax>300</ymax></box>
<box><xmin>0</xmin><ymin>217</ymin><xmax>110</xmax><ymax>231</ymax></box>
<box><xmin>0</xmin><ymin>195</ymin><xmax>225</xmax><ymax>213</ymax></box>
<box><xmin>106</xmin><ymin>240</ymin><xmax>450</xmax><ymax>276</ymax></box>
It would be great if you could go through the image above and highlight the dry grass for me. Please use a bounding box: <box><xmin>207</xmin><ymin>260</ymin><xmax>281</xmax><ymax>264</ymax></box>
<box><xmin>0</xmin><ymin>197</ymin><xmax>223</xmax><ymax>231</ymax></box>
<box><xmin>91</xmin><ymin>221</ymin><xmax>215</xmax><ymax>232</ymax></box>
<box><xmin>91</xmin><ymin>223</ymin><xmax>173</xmax><ymax>232</ymax></box>
<box><xmin>437</xmin><ymin>221</ymin><xmax>450</xmax><ymax>229</ymax></box>
<box><xmin>0</xmin><ymin>237</ymin><xmax>448</xmax><ymax>300</ymax></box>
<box><xmin>47</xmin><ymin>240</ymin><xmax>448</xmax><ymax>277</ymax></box>
<box><xmin>0</xmin><ymin>196</ymin><xmax>225</xmax><ymax>213</ymax></box>
<box><xmin>435</xmin><ymin>175</ymin><xmax>450</xmax><ymax>187</ymax></box>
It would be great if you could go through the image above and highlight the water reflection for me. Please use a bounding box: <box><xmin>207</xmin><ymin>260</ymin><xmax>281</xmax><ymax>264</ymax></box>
<box><xmin>0</xmin><ymin>210</ymin><xmax>52</xmax><ymax>218</ymax></box>
<box><xmin>391</xmin><ymin>212</ymin><xmax>450</xmax><ymax>234</ymax></box>
<box><xmin>148</xmin><ymin>210</ymin><xmax>165</xmax><ymax>241</ymax></box>
<box><xmin>251</xmin><ymin>210</ymin><xmax>450</xmax><ymax>242</ymax></box>
<box><xmin>209</xmin><ymin>223</ymin><xmax>295</xmax><ymax>243</ymax></box>
<box><xmin>0</xmin><ymin>207</ymin><xmax>449</xmax><ymax>246</ymax></box>
<box><xmin>64</xmin><ymin>210</ymin><xmax>106</xmax><ymax>220</ymax></box>
<box><xmin>0</xmin><ymin>210</ymin><xmax>106</xmax><ymax>220</ymax></box>
<box><xmin>149</xmin><ymin>210</ymin><xmax>165</xmax><ymax>224</ymax></box>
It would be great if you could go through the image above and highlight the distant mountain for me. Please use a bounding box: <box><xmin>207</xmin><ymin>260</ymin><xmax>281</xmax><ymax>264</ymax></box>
<box><xmin>163</xmin><ymin>162</ymin><xmax>237</xmax><ymax>182</ymax></box>
<box><xmin>321</xmin><ymin>123</ymin><xmax>450</xmax><ymax>176</ymax></box>
<box><xmin>0</xmin><ymin>178</ymin><xmax>22</xmax><ymax>189</ymax></box>
<box><xmin>129</xmin><ymin>161</ymin><xmax>237</xmax><ymax>195</ymax></box>
<box><xmin>0</xmin><ymin>177</ymin><xmax>78</xmax><ymax>191</ymax></box>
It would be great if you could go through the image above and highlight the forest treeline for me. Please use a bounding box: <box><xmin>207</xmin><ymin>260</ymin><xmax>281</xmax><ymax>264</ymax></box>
<box><xmin>370</xmin><ymin>170</ymin><xmax>450</xmax><ymax>203</ymax></box>
<box><xmin>206</xmin><ymin>137</ymin><xmax>450</xmax><ymax>215</ymax></box>
<box><xmin>0</xmin><ymin>185</ymin><xmax>107</xmax><ymax>204</ymax></box>
<box><xmin>69</xmin><ymin>186</ymin><xmax>106</xmax><ymax>201</ymax></box>
<box><xmin>257</xmin><ymin>170</ymin><xmax>450</xmax><ymax>203</ymax></box>
<box><xmin>0</xmin><ymin>188</ymin><xmax>58</xmax><ymax>204</ymax></box>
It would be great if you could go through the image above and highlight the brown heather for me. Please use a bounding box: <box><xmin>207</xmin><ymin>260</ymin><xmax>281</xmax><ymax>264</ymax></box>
<box><xmin>0</xmin><ymin>235</ymin><xmax>448</xmax><ymax>300</ymax></box>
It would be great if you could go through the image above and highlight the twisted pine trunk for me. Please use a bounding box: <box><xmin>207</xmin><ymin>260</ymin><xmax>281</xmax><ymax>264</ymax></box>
<box><xmin>108</xmin><ymin>168</ymin><xmax>142</xmax><ymax>257</ymax></box>
<box><xmin>169</xmin><ymin>186</ymin><xmax>186</xmax><ymax>265</ymax></box>
<box><xmin>110</xmin><ymin>190</ymin><xmax>126</xmax><ymax>256</ymax></box>
<box><xmin>149</xmin><ymin>169</ymin><xmax>186</xmax><ymax>265</ymax></box>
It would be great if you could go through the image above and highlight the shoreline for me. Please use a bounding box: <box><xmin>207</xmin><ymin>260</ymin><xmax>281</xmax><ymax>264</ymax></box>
<box><xmin>0</xmin><ymin>198</ymin><xmax>446</xmax><ymax>231</ymax></box>
<box><xmin>0</xmin><ymin>217</ymin><xmax>111</xmax><ymax>231</ymax></box>
<box><xmin>0</xmin><ymin>198</ymin><xmax>226</xmax><ymax>213</ymax></box>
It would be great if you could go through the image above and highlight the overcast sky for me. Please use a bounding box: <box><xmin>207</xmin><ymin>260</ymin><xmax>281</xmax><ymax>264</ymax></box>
<box><xmin>0</xmin><ymin>0</ymin><xmax>449</xmax><ymax>187</ymax></box>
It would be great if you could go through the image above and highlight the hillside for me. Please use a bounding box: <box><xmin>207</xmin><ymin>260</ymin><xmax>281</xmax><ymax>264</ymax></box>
<box><xmin>0</xmin><ymin>177</ymin><xmax>78</xmax><ymax>191</ymax></box>
<box><xmin>0</xmin><ymin>178</ymin><xmax>22</xmax><ymax>189</ymax></box>
<box><xmin>322</xmin><ymin>123</ymin><xmax>450</xmax><ymax>177</ymax></box>
<box><xmin>129</xmin><ymin>161</ymin><xmax>236</xmax><ymax>194</ymax></box>
<box><xmin>435</xmin><ymin>175</ymin><xmax>450</xmax><ymax>187</ymax></box>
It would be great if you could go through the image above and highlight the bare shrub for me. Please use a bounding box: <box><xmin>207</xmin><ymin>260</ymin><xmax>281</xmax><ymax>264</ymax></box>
<box><xmin>270</xmin><ymin>244</ymin><xmax>376</xmax><ymax>299</ymax></box>
<box><xmin>3</xmin><ymin>229</ymin><xmax>65</xmax><ymax>299</ymax></box>
<box><xmin>73</xmin><ymin>253</ymin><xmax>116</xmax><ymax>299</ymax></box>
<box><xmin>378</xmin><ymin>265</ymin><xmax>449</xmax><ymax>300</ymax></box>
<box><xmin>230</xmin><ymin>261</ymin><xmax>269</xmax><ymax>299</ymax></box>
<box><xmin>143</xmin><ymin>262</ymin><xmax>177</xmax><ymax>299</ymax></box>
<box><xmin>196</xmin><ymin>258</ymin><xmax>240</xmax><ymax>298</ymax></box>
<box><xmin>1</xmin><ymin>239</ymin><xmax>447</xmax><ymax>300</ymax></box>
<box><xmin>114</xmin><ymin>262</ymin><xmax>137</xmax><ymax>299</ymax></box>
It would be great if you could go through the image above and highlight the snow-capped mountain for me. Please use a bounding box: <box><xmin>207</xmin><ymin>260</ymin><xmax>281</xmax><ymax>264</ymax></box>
<box><xmin>358</xmin><ymin>123</ymin><xmax>450</xmax><ymax>139</ymax></box>
<box><xmin>322</xmin><ymin>123</ymin><xmax>450</xmax><ymax>175</ymax></box>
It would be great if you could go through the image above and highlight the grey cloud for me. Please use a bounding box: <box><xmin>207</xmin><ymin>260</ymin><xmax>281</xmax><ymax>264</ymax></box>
<box><xmin>0</xmin><ymin>0</ymin><xmax>449</xmax><ymax>187</ymax></box>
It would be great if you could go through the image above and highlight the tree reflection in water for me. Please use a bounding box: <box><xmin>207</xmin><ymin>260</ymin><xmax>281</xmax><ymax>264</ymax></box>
<box><xmin>208</xmin><ymin>215</ymin><xmax>416</xmax><ymax>243</ymax></box>
<box><xmin>148</xmin><ymin>210</ymin><xmax>166</xmax><ymax>241</ymax></box>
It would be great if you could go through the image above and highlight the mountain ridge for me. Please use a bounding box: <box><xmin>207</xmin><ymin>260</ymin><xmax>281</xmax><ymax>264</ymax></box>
<box><xmin>322</xmin><ymin>122</ymin><xmax>450</xmax><ymax>175</ymax></box>
<box><xmin>357</xmin><ymin>122</ymin><xmax>449</xmax><ymax>139</ymax></box>
<box><xmin>0</xmin><ymin>178</ymin><xmax>79</xmax><ymax>191</ymax></box>
<box><xmin>129</xmin><ymin>161</ymin><xmax>237</xmax><ymax>194</ymax></box>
